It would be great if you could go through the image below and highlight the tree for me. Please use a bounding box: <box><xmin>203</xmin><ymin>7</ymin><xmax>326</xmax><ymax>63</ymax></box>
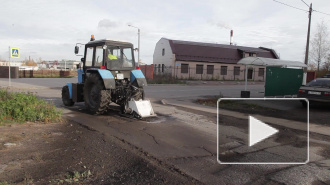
<box><xmin>309</xmin><ymin>20</ymin><xmax>330</xmax><ymax>71</ymax></box>
<box><xmin>323</xmin><ymin>54</ymin><xmax>330</xmax><ymax>72</ymax></box>
<box><xmin>24</xmin><ymin>58</ymin><xmax>37</xmax><ymax>66</ymax></box>
<box><xmin>307</xmin><ymin>63</ymin><xmax>317</xmax><ymax>71</ymax></box>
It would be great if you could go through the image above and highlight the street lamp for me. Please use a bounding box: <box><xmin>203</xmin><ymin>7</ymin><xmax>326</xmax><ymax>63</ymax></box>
<box><xmin>128</xmin><ymin>24</ymin><xmax>140</xmax><ymax>67</ymax></box>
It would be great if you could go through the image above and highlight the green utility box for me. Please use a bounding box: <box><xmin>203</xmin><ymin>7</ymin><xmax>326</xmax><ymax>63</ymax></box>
<box><xmin>265</xmin><ymin>67</ymin><xmax>303</xmax><ymax>96</ymax></box>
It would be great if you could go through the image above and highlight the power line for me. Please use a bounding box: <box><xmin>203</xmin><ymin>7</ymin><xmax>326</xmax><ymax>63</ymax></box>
<box><xmin>273</xmin><ymin>0</ymin><xmax>308</xmax><ymax>12</ymax></box>
<box><xmin>314</xmin><ymin>10</ymin><xmax>330</xmax><ymax>16</ymax></box>
<box><xmin>274</xmin><ymin>0</ymin><xmax>330</xmax><ymax>17</ymax></box>
<box><xmin>300</xmin><ymin>0</ymin><xmax>309</xmax><ymax>8</ymax></box>
<box><xmin>299</xmin><ymin>0</ymin><xmax>330</xmax><ymax>17</ymax></box>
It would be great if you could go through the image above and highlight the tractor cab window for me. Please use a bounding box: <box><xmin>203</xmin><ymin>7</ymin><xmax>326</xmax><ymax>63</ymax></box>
<box><xmin>122</xmin><ymin>48</ymin><xmax>133</xmax><ymax>67</ymax></box>
<box><xmin>106</xmin><ymin>46</ymin><xmax>134</xmax><ymax>70</ymax></box>
<box><xmin>94</xmin><ymin>46</ymin><xmax>103</xmax><ymax>67</ymax></box>
<box><xmin>85</xmin><ymin>47</ymin><xmax>94</xmax><ymax>66</ymax></box>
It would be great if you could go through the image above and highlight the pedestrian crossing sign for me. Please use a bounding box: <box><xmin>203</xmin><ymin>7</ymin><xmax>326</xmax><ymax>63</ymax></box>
<box><xmin>11</xmin><ymin>48</ymin><xmax>20</xmax><ymax>58</ymax></box>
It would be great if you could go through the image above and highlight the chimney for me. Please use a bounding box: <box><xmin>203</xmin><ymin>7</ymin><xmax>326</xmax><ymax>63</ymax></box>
<box><xmin>230</xmin><ymin>30</ymin><xmax>233</xmax><ymax>45</ymax></box>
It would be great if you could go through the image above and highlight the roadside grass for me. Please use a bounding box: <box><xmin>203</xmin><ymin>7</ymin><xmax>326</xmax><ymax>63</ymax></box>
<box><xmin>0</xmin><ymin>89</ymin><xmax>62</xmax><ymax>125</ymax></box>
<box><xmin>195</xmin><ymin>95</ymin><xmax>277</xmax><ymax>112</ymax></box>
<box><xmin>218</xmin><ymin>100</ymin><xmax>275</xmax><ymax>111</ymax></box>
<box><xmin>147</xmin><ymin>75</ymin><xmax>186</xmax><ymax>84</ymax></box>
<box><xmin>195</xmin><ymin>93</ymin><xmax>224</xmax><ymax>107</ymax></box>
<box><xmin>51</xmin><ymin>170</ymin><xmax>92</xmax><ymax>184</ymax></box>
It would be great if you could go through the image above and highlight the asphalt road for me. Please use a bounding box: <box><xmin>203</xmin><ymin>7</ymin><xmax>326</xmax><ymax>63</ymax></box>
<box><xmin>1</xmin><ymin>77</ymin><xmax>330</xmax><ymax>184</ymax></box>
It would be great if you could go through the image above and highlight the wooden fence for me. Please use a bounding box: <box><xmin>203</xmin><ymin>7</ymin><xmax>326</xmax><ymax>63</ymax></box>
<box><xmin>19</xmin><ymin>70</ymin><xmax>77</xmax><ymax>78</ymax></box>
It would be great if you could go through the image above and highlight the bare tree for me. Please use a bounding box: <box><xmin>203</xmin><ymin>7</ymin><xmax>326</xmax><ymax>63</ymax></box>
<box><xmin>307</xmin><ymin>62</ymin><xmax>317</xmax><ymax>71</ymax></box>
<box><xmin>323</xmin><ymin>54</ymin><xmax>330</xmax><ymax>72</ymax></box>
<box><xmin>309</xmin><ymin>20</ymin><xmax>330</xmax><ymax>71</ymax></box>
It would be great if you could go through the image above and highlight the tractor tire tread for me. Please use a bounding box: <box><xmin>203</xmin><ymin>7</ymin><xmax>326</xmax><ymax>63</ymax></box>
<box><xmin>62</xmin><ymin>85</ymin><xmax>74</xmax><ymax>106</ymax></box>
<box><xmin>84</xmin><ymin>73</ymin><xmax>111</xmax><ymax>115</ymax></box>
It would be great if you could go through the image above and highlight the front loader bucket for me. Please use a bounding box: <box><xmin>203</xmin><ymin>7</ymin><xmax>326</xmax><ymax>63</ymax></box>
<box><xmin>128</xmin><ymin>100</ymin><xmax>156</xmax><ymax>118</ymax></box>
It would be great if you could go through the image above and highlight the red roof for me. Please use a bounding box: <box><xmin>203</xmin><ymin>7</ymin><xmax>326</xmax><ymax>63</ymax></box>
<box><xmin>168</xmin><ymin>39</ymin><xmax>279</xmax><ymax>64</ymax></box>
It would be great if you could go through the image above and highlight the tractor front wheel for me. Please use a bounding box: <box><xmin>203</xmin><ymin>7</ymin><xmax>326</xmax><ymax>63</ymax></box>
<box><xmin>62</xmin><ymin>85</ymin><xmax>74</xmax><ymax>106</ymax></box>
<box><xmin>83</xmin><ymin>73</ymin><xmax>111</xmax><ymax>115</ymax></box>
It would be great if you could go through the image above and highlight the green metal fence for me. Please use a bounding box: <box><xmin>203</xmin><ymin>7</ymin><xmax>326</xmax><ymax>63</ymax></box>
<box><xmin>265</xmin><ymin>67</ymin><xmax>303</xmax><ymax>96</ymax></box>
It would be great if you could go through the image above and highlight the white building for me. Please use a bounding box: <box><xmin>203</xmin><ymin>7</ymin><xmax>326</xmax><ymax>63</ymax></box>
<box><xmin>153</xmin><ymin>38</ymin><xmax>279</xmax><ymax>81</ymax></box>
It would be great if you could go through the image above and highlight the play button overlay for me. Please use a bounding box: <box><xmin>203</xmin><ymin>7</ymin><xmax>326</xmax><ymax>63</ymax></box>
<box><xmin>249</xmin><ymin>116</ymin><xmax>278</xmax><ymax>147</ymax></box>
<box><xmin>217</xmin><ymin>98</ymin><xmax>309</xmax><ymax>164</ymax></box>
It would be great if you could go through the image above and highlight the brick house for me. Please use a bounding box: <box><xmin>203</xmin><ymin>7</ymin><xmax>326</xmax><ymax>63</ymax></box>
<box><xmin>153</xmin><ymin>38</ymin><xmax>279</xmax><ymax>81</ymax></box>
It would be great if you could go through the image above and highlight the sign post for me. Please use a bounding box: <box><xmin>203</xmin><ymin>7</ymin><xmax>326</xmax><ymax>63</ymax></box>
<box><xmin>9</xmin><ymin>47</ymin><xmax>20</xmax><ymax>86</ymax></box>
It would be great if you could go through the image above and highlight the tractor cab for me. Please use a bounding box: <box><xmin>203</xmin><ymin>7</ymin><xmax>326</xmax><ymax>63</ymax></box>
<box><xmin>75</xmin><ymin>35</ymin><xmax>136</xmax><ymax>83</ymax></box>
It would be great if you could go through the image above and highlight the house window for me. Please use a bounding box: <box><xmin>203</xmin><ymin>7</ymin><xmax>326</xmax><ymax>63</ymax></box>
<box><xmin>258</xmin><ymin>68</ymin><xmax>264</xmax><ymax>76</ymax></box>
<box><xmin>207</xmin><ymin>65</ymin><xmax>214</xmax><ymax>74</ymax></box>
<box><xmin>196</xmin><ymin>64</ymin><xmax>203</xmax><ymax>74</ymax></box>
<box><xmin>162</xmin><ymin>48</ymin><xmax>165</xmax><ymax>56</ymax></box>
<box><xmin>181</xmin><ymin>64</ymin><xmax>188</xmax><ymax>73</ymax></box>
<box><xmin>158</xmin><ymin>64</ymin><xmax>161</xmax><ymax>72</ymax></box>
<box><xmin>162</xmin><ymin>64</ymin><xmax>165</xmax><ymax>72</ymax></box>
<box><xmin>221</xmin><ymin>66</ymin><xmax>227</xmax><ymax>75</ymax></box>
<box><xmin>234</xmin><ymin>66</ymin><xmax>240</xmax><ymax>76</ymax></box>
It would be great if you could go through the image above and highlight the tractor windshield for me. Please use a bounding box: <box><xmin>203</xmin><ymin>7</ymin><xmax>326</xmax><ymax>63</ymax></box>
<box><xmin>106</xmin><ymin>46</ymin><xmax>134</xmax><ymax>70</ymax></box>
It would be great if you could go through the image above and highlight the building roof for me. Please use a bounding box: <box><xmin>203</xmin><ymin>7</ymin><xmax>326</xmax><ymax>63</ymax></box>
<box><xmin>166</xmin><ymin>38</ymin><xmax>279</xmax><ymax>64</ymax></box>
<box><xmin>238</xmin><ymin>57</ymin><xmax>307</xmax><ymax>68</ymax></box>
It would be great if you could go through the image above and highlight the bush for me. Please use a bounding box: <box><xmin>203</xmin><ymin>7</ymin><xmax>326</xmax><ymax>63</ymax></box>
<box><xmin>0</xmin><ymin>89</ymin><xmax>62</xmax><ymax>124</ymax></box>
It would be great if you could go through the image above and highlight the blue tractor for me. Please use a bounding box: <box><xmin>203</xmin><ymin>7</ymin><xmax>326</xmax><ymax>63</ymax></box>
<box><xmin>61</xmin><ymin>35</ymin><xmax>155</xmax><ymax>118</ymax></box>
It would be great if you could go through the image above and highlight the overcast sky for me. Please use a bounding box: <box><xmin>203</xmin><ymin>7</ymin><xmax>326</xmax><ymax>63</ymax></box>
<box><xmin>1</xmin><ymin>0</ymin><xmax>329</xmax><ymax>64</ymax></box>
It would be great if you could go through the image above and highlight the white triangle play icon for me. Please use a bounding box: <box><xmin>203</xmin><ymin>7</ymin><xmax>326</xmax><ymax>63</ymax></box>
<box><xmin>249</xmin><ymin>116</ymin><xmax>278</xmax><ymax>147</ymax></box>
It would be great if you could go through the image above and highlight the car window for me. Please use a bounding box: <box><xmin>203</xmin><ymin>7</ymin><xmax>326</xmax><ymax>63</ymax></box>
<box><xmin>307</xmin><ymin>79</ymin><xmax>330</xmax><ymax>87</ymax></box>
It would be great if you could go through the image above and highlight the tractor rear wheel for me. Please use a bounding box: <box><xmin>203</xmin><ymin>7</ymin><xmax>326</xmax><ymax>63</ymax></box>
<box><xmin>83</xmin><ymin>73</ymin><xmax>111</xmax><ymax>115</ymax></box>
<box><xmin>62</xmin><ymin>85</ymin><xmax>74</xmax><ymax>106</ymax></box>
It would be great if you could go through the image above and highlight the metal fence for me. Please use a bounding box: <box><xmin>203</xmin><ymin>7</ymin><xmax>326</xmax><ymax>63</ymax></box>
<box><xmin>153</xmin><ymin>66</ymin><xmax>265</xmax><ymax>81</ymax></box>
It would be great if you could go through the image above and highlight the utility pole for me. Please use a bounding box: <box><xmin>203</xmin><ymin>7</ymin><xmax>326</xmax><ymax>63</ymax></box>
<box><xmin>128</xmin><ymin>24</ymin><xmax>140</xmax><ymax>67</ymax></box>
<box><xmin>304</xmin><ymin>3</ymin><xmax>313</xmax><ymax>66</ymax></box>
<box><xmin>8</xmin><ymin>46</ymin><xmax>11</xmax><ymax>87</ymax></box>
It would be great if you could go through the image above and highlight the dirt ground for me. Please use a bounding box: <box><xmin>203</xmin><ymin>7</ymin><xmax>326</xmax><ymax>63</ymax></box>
<box><xmin>0</xmin><ymin>120</ymin><xmax>200</xmax><ymax>185</ymax></box>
